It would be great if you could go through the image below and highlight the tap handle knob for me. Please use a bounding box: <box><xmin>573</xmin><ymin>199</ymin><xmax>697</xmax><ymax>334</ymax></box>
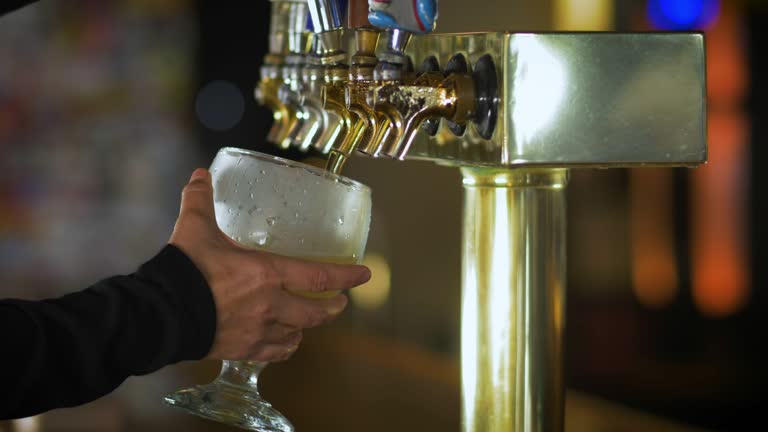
<box><xmin>368</xmin><ymin>0</ymin><xmax>437</xmax><ymax>34</ymax></box>
<box><xmin>307</xmin><ymin>0</ymin><xmax>347</xmax><ymax>33</ymax></box>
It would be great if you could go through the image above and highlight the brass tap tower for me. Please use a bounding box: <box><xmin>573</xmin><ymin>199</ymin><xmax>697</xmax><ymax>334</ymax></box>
<box><xmin>255</xmin><ymin>0</ymin><xmax>312</xmax><ymax>148</ymax></box>
<box><xmin>258</xmin><ymin>1</ymin><xmax>707</xmax><ymax>431</ymax></box>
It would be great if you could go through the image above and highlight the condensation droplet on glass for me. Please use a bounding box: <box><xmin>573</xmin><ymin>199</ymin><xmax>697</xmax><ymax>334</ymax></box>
<box><xmin>266</xmin><ymin>216</ymin><xmax>278</xmax><ymax>226</ymax></box>
<box><xmin>337</xmin><ymin>216</ymin><xmax>344</xmax><ymax>225</ymax></box>
<box><xmin>302</xmin><ymin>189</ymin><xmax>307</xmax><ymax>195</ymax></box>
<box><xmin>260</xmin><ymin>169</ymin><xmax>266</xmax><ymax>175</ymax></box>
<box><xmin>297</xmin><ymin>200</ymin><xmax>303</xmax><ymax>207</ymax></box>
<box><xmin>235</xmin><ymin>236</ymin><xmax>242</xmax><ymax>242</ymax></box>
<box><xmin>227</xmin><ymin>208</ymin><xmax>233</xmax><ymax>214</ymax></box>
<box><xmin>249</xmin><ymin>193</ymin><xmax>254</xmax><ymax>199</ymax></box>
<box><xmin>250</xmin><ymin>231</ymin><xmax>271</xmax><ymax>247</ymax></box>
<box><xmin>298</xmin><ymin>237</ymin><xmax>305</xmax><ymax>245</ymax></box>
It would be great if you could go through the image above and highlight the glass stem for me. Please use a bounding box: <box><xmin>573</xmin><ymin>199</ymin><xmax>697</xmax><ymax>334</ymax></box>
<box><xmin>216</xmin><ymin>361</ymin><xmax>266</xmax><ymax>393</ymax></box>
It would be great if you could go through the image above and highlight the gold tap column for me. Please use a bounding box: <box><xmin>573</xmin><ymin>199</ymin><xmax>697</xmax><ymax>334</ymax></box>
<box><xmin>461</xmin><ymin>168</ymin><xmax>568</xmax><ymax>432</ymax></box>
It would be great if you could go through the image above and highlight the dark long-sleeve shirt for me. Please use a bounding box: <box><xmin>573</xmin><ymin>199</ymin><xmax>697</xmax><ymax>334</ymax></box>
<box><xmin>0</xmin><ymin>245</ymin><xmax>217</xmax><ymax>419</ymax></box>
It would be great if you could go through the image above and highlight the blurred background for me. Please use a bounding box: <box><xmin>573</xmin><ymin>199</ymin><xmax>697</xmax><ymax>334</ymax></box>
<box><xmin>1</xmin><ymin>0</ymin><xmax>765</xmax><ymax>431</ymax></box>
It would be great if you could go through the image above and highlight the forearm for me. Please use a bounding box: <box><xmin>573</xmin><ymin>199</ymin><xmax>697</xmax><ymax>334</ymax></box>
<box><xmin>0</xmin><ymin>245</ymin><xmax>216</xmax><ymax>419</ymax></box>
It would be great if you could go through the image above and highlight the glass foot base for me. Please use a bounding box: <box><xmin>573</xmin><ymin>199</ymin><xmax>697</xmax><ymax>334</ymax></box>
<box><xmin>163</xmin><ymin>383</ymin><xmax>294</xmax><ymax>432</ymax></box>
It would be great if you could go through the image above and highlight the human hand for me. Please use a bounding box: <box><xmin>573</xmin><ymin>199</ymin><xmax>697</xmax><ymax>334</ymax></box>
<box><xmin>169</xmin><ymin>168</ymin><xmax>371</xmax><ymax>362</ymax></box>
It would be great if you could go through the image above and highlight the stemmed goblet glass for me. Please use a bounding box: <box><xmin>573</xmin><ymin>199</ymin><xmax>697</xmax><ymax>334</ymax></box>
<box><xmin>164</xmin><ymin>147</ymin><xmax>371</xmax><ymax>431</ymax></box>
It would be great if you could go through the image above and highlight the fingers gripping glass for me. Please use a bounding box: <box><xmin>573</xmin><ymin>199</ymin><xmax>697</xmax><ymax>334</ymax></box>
<box><xmin>164</xmin><ymin>148</ymin><xmax>372</xmax><ymax>431</ymax></box>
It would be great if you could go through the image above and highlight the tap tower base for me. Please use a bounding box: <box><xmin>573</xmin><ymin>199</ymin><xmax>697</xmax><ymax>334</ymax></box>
<box><xmin>461</xmin><ymin>168</ymin><xmax>568</xmax><ymax>432</ymax></box>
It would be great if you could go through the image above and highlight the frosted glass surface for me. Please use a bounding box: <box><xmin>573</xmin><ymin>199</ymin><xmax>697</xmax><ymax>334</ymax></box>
<box><xmin>210</xmin><ymin>147</ymin><xmax>371</xmax><ymax>261</ymax></box>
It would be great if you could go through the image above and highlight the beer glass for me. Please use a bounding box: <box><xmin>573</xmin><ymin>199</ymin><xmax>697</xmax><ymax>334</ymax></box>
<box><xmin>164</xmin><ymin>147</ymin><xmax>372</xmax><ymax>431</ymax></box>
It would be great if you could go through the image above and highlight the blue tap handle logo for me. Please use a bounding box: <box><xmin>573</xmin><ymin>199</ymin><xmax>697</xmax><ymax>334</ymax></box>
<box><xmin>368</xmin><ymin>0</ymin><xmax>437</xmax><ymax>34</ymax></box>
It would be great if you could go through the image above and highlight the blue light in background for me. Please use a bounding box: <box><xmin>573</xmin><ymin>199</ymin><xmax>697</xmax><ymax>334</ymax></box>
<box><xmin>647</xmin><ymin>0</ymin><xmax>720</xmax><ymax>30</ymax></box>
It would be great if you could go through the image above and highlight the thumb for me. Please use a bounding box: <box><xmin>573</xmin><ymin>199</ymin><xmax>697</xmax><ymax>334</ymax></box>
<box><xmin>179</xmin><ymin>168</ymin><xmax>216</xmax><ymax>222</ymax></box>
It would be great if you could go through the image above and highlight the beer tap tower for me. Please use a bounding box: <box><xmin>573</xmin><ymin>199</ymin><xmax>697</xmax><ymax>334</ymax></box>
<box><xmin>263</xmin><ymin>0</ymin><xmax>707</xmax><ymax>431</ymax></box>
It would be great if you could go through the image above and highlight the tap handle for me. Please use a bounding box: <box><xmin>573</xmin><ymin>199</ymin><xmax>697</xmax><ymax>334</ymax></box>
<box><xmin>348</xmin><ymin>0</ymin><xmax>371</xmax><ymax>28</ymax></box>
<box><xmin>307</xmin><ymin>0</ymin><xmax>347</xmax><ymax>33</ymax></box>
<box><xmin>368</xmin><ymin>0</ymin><xmax>437</xmax><ymax>34</ymax></box>
<box><xmin>268</xmin><ymin>0</ymin><xmax>302</xmax><ymax>55</ymax></box>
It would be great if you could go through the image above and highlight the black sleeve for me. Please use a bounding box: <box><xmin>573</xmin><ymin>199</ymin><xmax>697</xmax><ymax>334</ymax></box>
<box><xmin>0</xmin><ymin>1</ymin><xmax>38</xmax><ymax>17</ymax></box>
<box><xmin>0</xmin><ymin>244</ymin><xmax>217</xmax><ymax>419</ymax></box>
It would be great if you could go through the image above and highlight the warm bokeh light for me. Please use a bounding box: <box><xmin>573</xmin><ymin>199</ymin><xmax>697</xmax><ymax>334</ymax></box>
<box><xmin>349</xmin><ymin>252</ymin><xmax>391</xmax><ymax>310</ymax></box>
<box><xmin>632</xmin><ymin>0</ymin><xmax>749</xmax><ymax>317</ymax></box>
<box><xmin>691</xmin><ymin>111</ymin><xmax>750</xmax><ymax>317</ymax></box>
<box><xmin>704</xmin><ymin>3</ymin><xmax>747</xmax><ymax>109</ymax></box>
<box><xmin>554</xmin><ymin>0</ymin><xmax>614</xmax><ymax>30</ymax></box>
<box><xmin>11</xmin><ymin>416</ymin><xmax>41</xmax><ymax>432</ymax></box>
<box><xmin>690</xmin><ymin>2</ymin><xmax>750</xmax><ymax>318</ymax></box>
<box><xmin>630</xmin><ymin>169</ymin><xmax>678</xmax><ymax>309</ymax></box>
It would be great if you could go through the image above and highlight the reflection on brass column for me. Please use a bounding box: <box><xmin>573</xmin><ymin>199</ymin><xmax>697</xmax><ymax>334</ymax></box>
<box><xmin>461</xmin><ymin>168</ymin><xmax>568</xmax><ymax>432</ymax></box>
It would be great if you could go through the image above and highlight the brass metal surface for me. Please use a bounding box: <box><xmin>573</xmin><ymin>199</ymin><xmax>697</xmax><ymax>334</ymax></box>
<box><xmin>324</xmin><ymin>29</ymin><xmax>381</xmax><ymax>173</ymax></box>
<box><xmin>288</xmin><ymin>64</ymin><xmax>346</xmax><ymax>152</ymax></box>
<box><xmin>378</xmin><ymin>28</ymin><xmax>413</xmax><ymax>65</ymax></box>
<box><xmin>260</xmin><ymin>31</ymin><xmax>706</xmax><ymax>168</ymax></box>
<box><xmin>324</xmin><ymin>29</ymin><xmax>383</xmax><ymax>167</ymax></box>
<box><xmin>406</xmin><ymin>32</ymin><xmax>706</xmax><ymax>168</ymax></box>
<box><xmin>256</xmin><ymin>77</ymin><xmax>295</xmax><ymax>145</ymax></box>
<box><xmin>461</xmin><ymin>168</ymin><xmax>568</xmax><ymax>432</ymax></box>
<box><xmin>347</xmin><ymin>81</ymin><xmax>382</xmax><ymax>156</ymax></box>
<box><xmin>315</xmin><ymin>29</ymin><xmax>346</xmax><ymax>60</ymax></box>
<box><xmin>370</xmin><ymin>71</ymin><xmax>477</xmax><ymax>159</ymax></box>
<box><xmin>258</xmin><ymin>0</ymin><xmax>310</xmax><ymax>148</ymax></box>
<box><xmin>323</xmin><ymin>80</ymin><xmax>356</xmax><ymax>172</ymax></box>
<box><xmin>268</xmin><ymin>0</ymin><xmax>306</xmax><ymax>56</ymax></box>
